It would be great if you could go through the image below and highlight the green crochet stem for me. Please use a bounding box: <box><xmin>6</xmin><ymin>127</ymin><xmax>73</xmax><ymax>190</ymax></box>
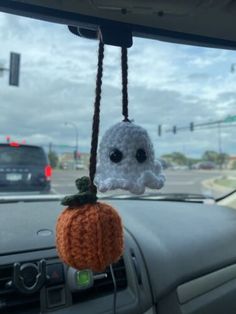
<box><xmin>61</xmin><ymin>176</ymin><xmax>97</xmax><ymax>207</ymax></box>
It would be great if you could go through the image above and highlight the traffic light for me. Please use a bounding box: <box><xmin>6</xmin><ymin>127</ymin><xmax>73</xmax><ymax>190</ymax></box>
<box><xmin>190</xmin><ymin>122</ymin><xmax>194</xmax><ymax>131</ymax></box>
<box><xmin>158</xmin><ymin>125</ymin><xmax>162</xmax><ymax>136</ymax></box>
<box><xmin>9</xmin><ymin>52</ymin><xmax>21</xmax><ymax>86</ymax></box>
<box><xmin>173</xmin><ymin>126</ymin><xmax>177</xmax><ymax>134</ymax></box>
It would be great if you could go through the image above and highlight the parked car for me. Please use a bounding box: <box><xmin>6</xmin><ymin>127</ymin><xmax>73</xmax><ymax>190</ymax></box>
<box><xmin>0</xmin><ymin>143</ymin><xmax>52</xmax><ymax>192</ymax></box>
<box><xmin>193</xmin><ymin>161</ymin><xmax>216</xmax><ymax>170</ymax></box>
<box><xmin>60</xmin><ymin>161</ymin><xmax>68</xmax><ymax>170</ymax></box>
<box><xmin>75</xmin><ymin>162</ymin><xmax>85</xmax><ymax>170</ymax></box>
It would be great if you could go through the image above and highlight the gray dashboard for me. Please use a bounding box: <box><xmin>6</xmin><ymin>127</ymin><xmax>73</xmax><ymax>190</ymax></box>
<box><xmin>1</xmin><ymin>198</ymin><xmax>236</xmax><ymax>313</ymax></box>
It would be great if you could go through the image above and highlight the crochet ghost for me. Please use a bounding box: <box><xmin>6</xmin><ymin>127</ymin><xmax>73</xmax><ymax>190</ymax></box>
<box><xmin>95</xmin><ymin>121</ymin><xmax>165</xmax><ymax>195</ymax></box>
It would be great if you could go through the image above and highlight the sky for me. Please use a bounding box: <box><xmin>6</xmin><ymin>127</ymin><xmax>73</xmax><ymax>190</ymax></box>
<box><xmin>0</xmin><ymin>12</ymin><xmax>236</xmax><ymax>158</ymax></box>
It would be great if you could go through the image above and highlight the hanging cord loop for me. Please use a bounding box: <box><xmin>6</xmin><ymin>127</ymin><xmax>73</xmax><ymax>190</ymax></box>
<box><xmin>89</xmin><ymin>40</ymin><xmax>104</xmax><ymax>194</ymax></box>
<box><xmin>121</xmin><ymin>47</ymin><xmax>130</xmax><ymax>122</ymax></box>
<box><xmin>89</xmin><ymin>43</ymin><xmax>130</xmax><ymax>193</ymax></box>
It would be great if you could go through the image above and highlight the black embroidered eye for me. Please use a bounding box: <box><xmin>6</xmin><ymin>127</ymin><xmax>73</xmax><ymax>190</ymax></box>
<box><xmin>136</xmin><ymin>148</ymin><xmax>147</xmax><ymax>163</ymax></box>
<box><xmin>109</xmin><ymin>149</ymin><xmax>123</xmax><ymax>163</ymax></box>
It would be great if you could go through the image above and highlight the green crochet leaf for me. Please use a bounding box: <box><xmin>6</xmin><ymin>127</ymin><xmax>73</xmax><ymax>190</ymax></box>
<box><xmin>61</xmin><ymin>176</ymin><xmax>97</xmax><ymax>207</ymax></box>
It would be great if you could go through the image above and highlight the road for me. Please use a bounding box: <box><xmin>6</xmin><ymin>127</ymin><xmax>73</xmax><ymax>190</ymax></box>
<box><xmin>51</xmin><ymin>169</ymin><xmax>233</xmax><ymax>199</ymax></box>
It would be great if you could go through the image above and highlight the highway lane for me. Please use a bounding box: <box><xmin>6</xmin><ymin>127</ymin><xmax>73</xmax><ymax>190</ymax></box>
<box><xmin>51</xmin><ymin>169</ymin><xmax>233</xmax><ymax>199</ymax></box>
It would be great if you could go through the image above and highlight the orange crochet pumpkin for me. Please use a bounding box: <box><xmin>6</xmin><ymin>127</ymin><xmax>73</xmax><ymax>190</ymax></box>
<box><xmin>56</xmin><ymin>177</ymin><xmax>124</xmax><ymax>272</ymax></box>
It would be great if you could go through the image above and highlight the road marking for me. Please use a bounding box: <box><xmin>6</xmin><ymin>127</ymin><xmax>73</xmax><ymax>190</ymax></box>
<box><xmin>166</xmin><ymin>181</ymin><xmax>195</xmax><ymax>185</ymax></box>
<box><xmin>50</xmin><ymin>188</ymin><xmax>58</xmax><ymax>194</ymax></box>
<box><xmin>52</xmin><ymin>183</ymin><xmax>75</xmax><ymax>187</ymax></box>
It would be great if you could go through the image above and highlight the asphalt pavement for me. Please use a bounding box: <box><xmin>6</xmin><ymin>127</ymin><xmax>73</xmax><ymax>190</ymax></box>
<box><xmin>51</xmin><ymin>169</ymin><xmax>233</xmax><ymax>199</ymax></box>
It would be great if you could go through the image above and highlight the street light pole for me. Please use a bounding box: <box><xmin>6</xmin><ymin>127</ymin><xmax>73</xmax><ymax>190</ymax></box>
<box><xmin>65</xmin><ymin>122</ymin><xmax>79</xmax><ymax>167</ymax></box>
<box><xmin>217</xmin><ymin>122</ymin><xmax>222</xmax><ymax>155</ymax></box>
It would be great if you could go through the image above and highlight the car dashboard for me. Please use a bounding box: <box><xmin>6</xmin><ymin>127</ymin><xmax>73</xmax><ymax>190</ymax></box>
<box><xmin>1</xmin><ymin>199</ymin><xmax>236</xmax><ymax>314</ymax></box>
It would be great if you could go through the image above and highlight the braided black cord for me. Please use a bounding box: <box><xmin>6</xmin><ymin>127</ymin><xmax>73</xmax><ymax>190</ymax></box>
<box><xmin>89</xmin><ymin>40</ymin><xmax>104</xmax><ymax>193</ymax></box>
<box><xmin>121</xmin><ymin>47</ymin><xmax>130</xmax><ymax>122</ymax></box>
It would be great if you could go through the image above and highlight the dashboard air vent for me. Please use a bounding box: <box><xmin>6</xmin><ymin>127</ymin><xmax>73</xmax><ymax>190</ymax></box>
<box><xmin>72</xmin><ymin>257</ymin><xmax>127</xmax><ymax>303</ymax></box>
<box><xmin>0</xmin><ymin>264</ymin><xmax>40</xmax><ymax>314</ymax></box>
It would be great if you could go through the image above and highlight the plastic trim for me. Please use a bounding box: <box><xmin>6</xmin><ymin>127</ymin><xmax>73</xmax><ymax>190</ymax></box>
<box><xmin>1</xmin><ymin>1</ymin><xmax>236</xmax><ymax>49</ymax></box>
<box><xmin>177</xmin><ymin>263</ymin><xmax>236</xmax><ymax>304</ymax></box>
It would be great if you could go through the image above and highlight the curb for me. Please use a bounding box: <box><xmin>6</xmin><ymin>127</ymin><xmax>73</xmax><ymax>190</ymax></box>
<box><xmin>202</xmin><ymin>177</ymin><xmax>233</xmax><ymax>194</ymax></box>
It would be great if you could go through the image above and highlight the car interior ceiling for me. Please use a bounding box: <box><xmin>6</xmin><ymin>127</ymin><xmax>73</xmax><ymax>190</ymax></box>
<box><xmin>0</xmin><ymin>0</ymin><xmax>236</xmax><ymax>48</ymax></box>
<box><xmin>0</xmin><ymin>1</ymin><xmax>236</xmax><ymax>314</ymax></box>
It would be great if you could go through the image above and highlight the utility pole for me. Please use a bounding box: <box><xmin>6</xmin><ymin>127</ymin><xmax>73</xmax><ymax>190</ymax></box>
<box><xmin>217</xmin><ymin>123</ymin><xmax>222</xmax><ymax>155</ymax></box>
<box><xmin>217</xmin><ymin>122</ymin><xmax>223</xmax><ymax>170</ymax></box>
<box><xmin>65</xmin><ymin>122</ymin><xmax>79</xmax><ymax>168</ymax></box>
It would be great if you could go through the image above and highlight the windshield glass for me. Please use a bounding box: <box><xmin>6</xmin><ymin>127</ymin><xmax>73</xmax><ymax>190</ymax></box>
<box><xmin>0</xmin><ymin>12</ymin><xmax>235</xmax><ymax>198</ymax></box>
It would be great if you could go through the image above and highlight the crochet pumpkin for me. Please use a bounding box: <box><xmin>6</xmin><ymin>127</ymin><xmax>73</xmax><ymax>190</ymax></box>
<box><xmin>56</xmin><ymin>177</ymin><xmax>124</xmax><ymax>272</ymax></box>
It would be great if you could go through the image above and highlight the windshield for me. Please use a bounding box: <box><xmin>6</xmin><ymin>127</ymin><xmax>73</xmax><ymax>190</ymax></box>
<box><xmin>0</xmin><ymin>12</ymin><xmax>235</xmax><ymax>199</ymax></box>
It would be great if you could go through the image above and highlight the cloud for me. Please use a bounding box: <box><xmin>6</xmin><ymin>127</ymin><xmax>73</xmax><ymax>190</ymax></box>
<box><xmin>0</xmin><ymin>12</ymin><xmax>235</xmax><ymax>158</ymax></box>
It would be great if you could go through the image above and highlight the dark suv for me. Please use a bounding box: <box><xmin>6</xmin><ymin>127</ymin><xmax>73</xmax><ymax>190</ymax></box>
<box><xmin>0</xmin><ymin>143</ymin><xmax>52</xmax><ymax>193</ymax></box>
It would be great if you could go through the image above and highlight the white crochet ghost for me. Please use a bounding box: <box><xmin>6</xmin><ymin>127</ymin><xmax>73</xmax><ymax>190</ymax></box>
<box><xmin>94</xmin><ymin>121</ymin><xmax>165</xmax><ymax>195</ymax></box>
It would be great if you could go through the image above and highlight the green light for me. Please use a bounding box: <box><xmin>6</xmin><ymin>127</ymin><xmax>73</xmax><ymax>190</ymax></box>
<box><xmin>76</xmin><ymin>270</ymin><xmax>93</xmax><ymax>288</ymax></box>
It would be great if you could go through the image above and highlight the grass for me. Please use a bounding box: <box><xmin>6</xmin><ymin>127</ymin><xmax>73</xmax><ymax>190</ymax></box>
<box><xmin>215</xmin><ymin>178</ymin><xmax>236</xmax><ymax>189</ymax></box>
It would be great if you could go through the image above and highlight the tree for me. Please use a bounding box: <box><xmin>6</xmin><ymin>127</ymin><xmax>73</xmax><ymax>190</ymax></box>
<box><xmin>48</xmin><ymin>151</ymin><xmax>58</xmax><ymax>168</ymax></box>
<box><xmin>172</xmin><ymin>152</ymin><xmax>188</xmax><ymax>165</ymax></box>
<box><xmin>202</xmin><ymin>150</ymin><xmax>229</xmax><ymax>166</ymax></box>
<box><xmin>202</xmin><ymin>151</ymin><xmax>219</xmax><ymax>163</ymax></box>
<box><xmin>162</xmin><ymin>152</ymin><xmax>188</xmax><ymax>165</ymax></box>
<box><xmin>188</xmin><ymin>158</ymin><xmax>201</xmax><ymax>167</ymax></box>
<box><xmin>217</xmin><ymin>153</ymin><xmax>229</xmax><ymax>166</ymax></box>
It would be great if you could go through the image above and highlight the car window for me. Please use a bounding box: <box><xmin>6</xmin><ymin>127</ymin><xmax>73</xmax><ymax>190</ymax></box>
<box><xmin>0</xmin><ymin>145</ymin><xmax>46</xmax><ymax>166</ymax></box>
<box><xmin>0</xmin><ymin>12</ymin><xmax>235</xmax><ymax>199</ymax></box>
